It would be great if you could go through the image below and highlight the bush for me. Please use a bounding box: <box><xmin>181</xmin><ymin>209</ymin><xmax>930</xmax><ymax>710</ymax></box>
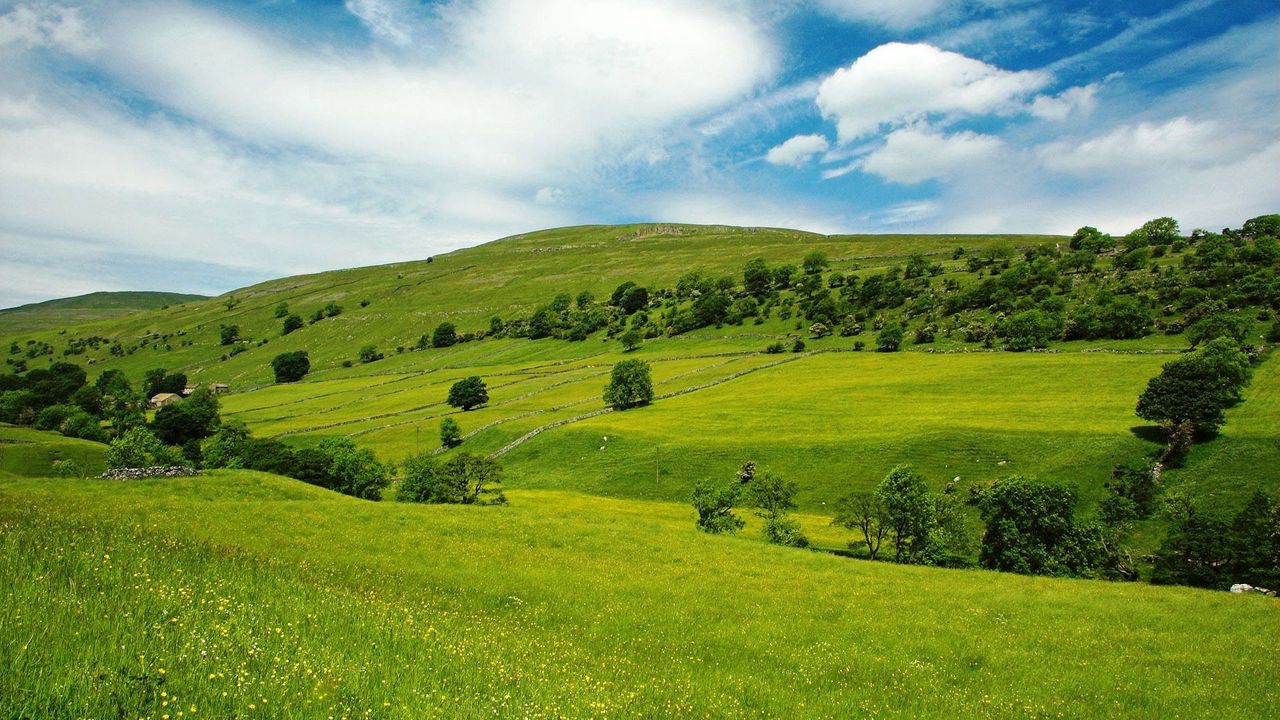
<box><xmin>432</xmin><ymin>322</ymin><xmax>458</xmax><ymax>348</ymax></box>
<box><xmin>876</xmin><ymin>322</ymin><xmax>903</xmax><ymax>352</ymax></box>
<box><xmin>765</xmin><ymin>341</ymin><xmax>785</xmax><ymax>354</ymax></box>
<box><xmin>358</xmin><ymin>345</ymin><xmax>384</xmax><ymax>364</ymax></box>
<box><xmin>603</xmin><ymin>359</ymin><xmax>653</xmax><ymax>410</ymax></box>
<box><xmin>281</xmin><ymin>314</ymin><xmax>304</xmax><ymax>335</ymax></box>
<box><xmin>1001</xmin><ymin>310</ymin><xmax>1057</xmax><ymax>351</ymax></box>
<box><xmin>106</xmin><ymin>427</ymin><xmax>184</xmax><ymax>469</ymax></box>
<box><xmin>271</xmin><ymin>351</ymin><xmax>310</xmax><ymax>383</ymax></box>
<box><xmin>305</xmin><ymin>438</ymin><xmax>389</xmax><ymax>500</ymax></box>
<box><xmin>440</xmin><ymin>417</ymin><xmax>462</xmax><ymax>448</ymax></box>
<box><xmin>619</xmin><ymin>328</ymin><xmax>642</xmax><ymax>352</ymax></box>
<box><xmin>219</xmin><ymin>325</ymin><xmax>240</xmax><ymax>345</ymax></box>
<box><xmin>60</xmin><ymin>410</ymin><xmax>107</xmax><ymax>443</ymax></box>
<box><xmin>447</xmin><ymin>376</ymin><xmax>489</xmax><ymax>410</ymax></box>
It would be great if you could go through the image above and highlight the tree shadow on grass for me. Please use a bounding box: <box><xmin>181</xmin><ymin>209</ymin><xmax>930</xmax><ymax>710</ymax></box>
<box><xmin>1129</xmin><ymin>425</ymin><xmax>1168</xmax><ymax>444</ymax></box>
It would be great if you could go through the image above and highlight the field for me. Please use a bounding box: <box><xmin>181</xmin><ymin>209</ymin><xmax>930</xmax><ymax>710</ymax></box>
<box><xmin>2</xmin><ymin>223</ymin><xmax>1279</xmax><ymax>717</ymax></box>
<box><xmin>2</xmin><ymin>470</ymin><xmax>1278</xmax><ymax>719</ymax></box>
<box><xmin>0</xmin><ymin>291</ymin><xmax>208</xmax><ymax>334</ymax></box>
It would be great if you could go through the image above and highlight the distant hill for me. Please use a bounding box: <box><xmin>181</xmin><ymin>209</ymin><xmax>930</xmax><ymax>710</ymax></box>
<box><xmin>0</xmin><ymin>291</ymin><xmax>209</xmax><ymax>333</ymax></box>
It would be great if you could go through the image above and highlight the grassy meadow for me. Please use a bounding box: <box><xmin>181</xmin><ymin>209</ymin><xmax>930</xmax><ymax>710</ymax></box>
<box><xmin>3</xmin><ymin>471</ymin><xmax>1278</xmax><ymax>719</ymax></box>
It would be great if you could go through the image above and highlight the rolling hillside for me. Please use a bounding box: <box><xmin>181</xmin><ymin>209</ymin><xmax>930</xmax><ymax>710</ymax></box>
<box><xmin>0</xmin><ymin>291</ymin><xmax>209</xmax><ymax>334</ymax></box>
<box><xmin>3</xmin><ymin>224</ymin><xmax>1274</xmax><ymax>521</ymax></box>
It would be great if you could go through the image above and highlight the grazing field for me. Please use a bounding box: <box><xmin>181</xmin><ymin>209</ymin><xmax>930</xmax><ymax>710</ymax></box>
<box><xmin>0</xmin><ymin>291</ymin><xmax>208</xmax><ymax>334</ymax></box>
<box><xmin>2</xmin><ymin>472</ymin><xmax>1277</xmax><ymax>719</ymax></box>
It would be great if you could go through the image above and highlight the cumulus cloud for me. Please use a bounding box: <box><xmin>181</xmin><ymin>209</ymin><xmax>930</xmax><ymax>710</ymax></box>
<box><xmin>0</xmin><ymin>2</ymin><xmax>97</xmax><ymax>54</ymax></box>
<box><xmin>816</xmin><ymin>42</ymin><xmax>1048</xmax><ymax>142</ymax></box>
<box><xmin>1028</xmin><ymin>83</ymin><xmax>1099</xmax><ymax>121</ymax></box>
<box><xmin>1038</xmin><ymin>117</ymin><xmax>1256</xmax><ymax>174</ymax></box>
<box><xmin>860</xmin><ymin>126</ymin><xmax>1003</xmax><ymax>184</ymax></box>
<box><xmin>765</xmin><ymin>133</ymin><xmax>829</xmax><ymax>166</ymax></box>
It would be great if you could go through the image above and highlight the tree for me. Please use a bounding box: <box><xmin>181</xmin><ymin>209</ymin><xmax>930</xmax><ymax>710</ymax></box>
<box><xmin>802</xmin><ymin>250</ymin><xmax>829</xmax><ymax>274</ymax></box>
<box><xmin>282</xmin><ymin>313</ymin><xmax>304</xmax><ymax>335</ymax></box>
<box><xmin>219</xmin><ymin>324</ymin><xmax>240</xmax><ymax>346</ymax></box>
<box><xmin>105</xmin><ymin>427</ymin><xmax>183</xmax><ymax>468</ymax></box>
<box><xmin>603</xmin><ymin>359</ymin><xmax>653</xmax><ymax>410</ymax></box>
<box><xmin>201</xmin><ymin>419</ymin><xmax>252</xmax><ymax>469</ymax></box>
<box><xmin>620</xmin><ymin>286</ymin><xmax>649</xmax><ymax>315</ymax></box>
<box><xmin>1185</xmin><ymin>313</ymin><xmax>1250</xmax><ymax>347</ymax></box>
<box><xmin>691</xmin><ymin>479</ymin><xmax>745</xmax><ymax>534</ymax></box>
<box><xmin>151</xmin><ymin>388</ymin><xmax>220</xmax><ymax>447</ymax></box>
<box><xmin>310</xmin><ymin>438</ymin><xmax>389</xmax><ymax>500</ymax></box>
<box><xmin>876</xmin><ymin>321</ymin><xmax>904</xmax><ymax>352</ymax></box>
<box><xmin>271</xmin><ymin>351</ymin><xmax>310</xmax><ymax>383</ymax></box>
<box><xmin>1140</xmin><ymin>216</ymin><xmax>1180</xmax><ymax>245</ymax></box>
<box><xmin>1227</xmin><ymin>491</ymin><xmax>1280</xmax><ymax>589</ymax></box>
<box><xmin>143</xmin><ymin>368</ymin><xmax>186</xmax><ymax>398</ymax></box>
<box><xmin>400</xmin><ymin>452</ymin><xmax>505</xmax><ymax>505</ymax></box>
<box><xmin>1150</xmin><ymin>497</ymin><xmax>1230</xmax><ymax>588</ymax></box>
<box><xmin>977</xmin><ymin>476</ymin><xmax>1098</xmax><ymax>577</ymax></box>
<box><xmin>1136</xmin><ymin>337</ymin><xmax>1251</xmax><ymax>435</ymax></box>
<box><xmin>743</xmin><ymin>258</ymin><xmax>772</xmax><ymax>297</ymax></box>
<box><xmin>440</xmin><ymin>417</ymin><xmax>462</xmax><ymax>448</ymax></box>
<box><xmin>747</xmin><ymin>471</ymin><xmax>808</xmax><ymax>547</ymax></box>
<box><xmin>876</xmin><ymin>465</ymin><xmax>935</xmax><ymax>563</ymax></box>
<box><xmin>619</xmin><ymin>328</ymin><xmax>643</xmax><ymax>352</ymax></box>
<box><xmin>447</xmin><ymin>376</ymin><xmax>489</xmax><ymax>410</ymax></box>
<box><xmin>358</xmin><ymin>345</ymin><xmax>384</xmax><ymax>363</ymax></box>
<box><xmin>432</xmin><ymin>322</ymin><xmax>458</xmax><ymax>348</ymax></box>
<box><xmin>1001</xmin><ymin>310</ymin><xmax>1057</xmax><ymax>351</ymax></box>
<box><xmin>274</xmin><ymin>302</ymin><xmax>289</xmax><ymax>318</ymax></box>
<box><xmin>833</xmin><ymin>491</ymin><xmax>888</xmax><ymax>560</ymax></box>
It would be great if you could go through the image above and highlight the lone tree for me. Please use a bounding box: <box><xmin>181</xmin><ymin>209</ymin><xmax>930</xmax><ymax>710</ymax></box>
<box><xmin>619</xmin><ymin>328</ymin><xmax>642</xmax><ymax>352</ymax></box>
<box><xmin>271</xmin><ymin>351</ymin><xmax>310</xmax><ymax>383</ymax></box>
<box><xmin>603</xmin><ymin>359</ymin><xmax>653</xmax><ymax>410</ymax></box>
<box><xmin>440</xmin><ymin>416</ymin><xmax>462</xmax><ymax>448</ymax></box>
<box><xmin>447</xmin><ymin>376</ymin><xmax>489</xmax><ymax>410</ymax></box>
<box><xmin>432</xmin><ymin>322</ymin><xmax>458</xmax><ymax>348</ymax></box>
<box><xmin>219</xmin><ymin>324</ymin><xmax>240</xmax><ymax>346</ymax></box>
<box><xmin>1136</xmin><ymin>337</ymin><xmax>1251</xmax><ymax>436</ymax></box>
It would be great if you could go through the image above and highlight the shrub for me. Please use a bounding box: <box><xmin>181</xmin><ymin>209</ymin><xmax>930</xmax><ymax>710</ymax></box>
<box><xmin>219</xmin><ymin>325</ymin><xmax>240</xmax><ymax>345</ymax></box>
<box><xmin>791</xmin><ymin>338</ymin><xmax>806</xmax><ymax>353</ymax></box>
<box><xmin>271</xmin><ymin>351</ymin><xmax>310</xmax><ymax>383</ymax></box>
<box><xmin>358</xmin><ymin>345</ymin><xmax>384</xmax><ymax>364</ymax></box>
<box><xmin>1001</xmin><ymin>310</ymin><xmax>1057</xmax><ymax>351</ymax></box>
<box><xmin>603</xmin><ymin>359</ymin><xmax>653</xmax><ymax>410</ymax></box>
<box><xmin>765</xmin><ymin>341</ymin><xmax>785</xmax><ymax>354</ymax></box>
<box><xmin>447</xmin><ymin>377</ymin><xmax>489</xmax><ymax>410</ymax></box>
<box><xmin>876</xmin><ymin>322</ymin><xmax>903</xmax><ymax>352</ymax></box>
<box><xmin>400</xmin><ymin>451</ymin><xmax>505</xmax><ymax>504</ymax></box>
<box><xmin>306</xmin><ymin>438</ymin><xmax>389</xmax><ymax>500</ymax></box>
<box><xmin>977</xmin><ymin>476</ymin><xmax>1098</xmax><ymax>577</ymax></box>
<box><xmin>440</xmin><ymin>417</ymin><xmax>462</xmax><ymax>448</ymax></box>
<box><xmin>106</xmin><ymin>427</ymin><xmax>184</xmax><ymax>469</ymax></box>
<box><xmin>281</xmin><ymin>313</ymin><xmax>304</xmax><ymax>335</ymax></box>
<box><xmin>432</xmin><ymin>322</ymin><xmax>458</xmax><ymax>348</ymax></box>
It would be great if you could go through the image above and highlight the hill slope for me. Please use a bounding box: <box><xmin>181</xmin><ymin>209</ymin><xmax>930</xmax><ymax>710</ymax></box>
<box><xmin>0</xmin><ymin>290</ymin><xmax>208</xmax><ymax>334</ymax></box>
<box><xmin>1</xmin><ymin>222</ymin><xmax>1276</xmax><ymax>535</ymax></box>
<box><xmin>2</xmin><ymin>471</ymin><xmax>1276</xmax><ymax>719</ymax></box>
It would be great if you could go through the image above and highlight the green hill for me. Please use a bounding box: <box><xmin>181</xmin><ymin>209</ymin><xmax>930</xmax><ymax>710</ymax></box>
<box><xmin>0</xmin><ymin>291</ymin><xmax>209</xmax><ymax>334</ymax></box>
<box><xmin>1</xmin><ymin>222</ymin><xmax>1278</xmax><ymax>717</ymax></box>
<box><xmin>1</xmin><ymin>222</ymin><xmax>1276</xmax><ymax>528</ymax></box>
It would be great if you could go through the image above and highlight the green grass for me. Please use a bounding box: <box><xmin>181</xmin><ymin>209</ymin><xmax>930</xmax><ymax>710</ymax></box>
<box><xmin>2</xmin><ymin>472</ymin><xmax>1277</xmax><ymax>719</ymax></box>
<box><xmin>0</xmin><ymin>425</ymin><xmax>106</xmax><ymax>478</ymax></box>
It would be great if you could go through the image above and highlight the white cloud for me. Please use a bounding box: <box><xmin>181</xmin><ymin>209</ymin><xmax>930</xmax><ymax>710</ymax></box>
<box><xmin>98</xmin><ymin>0</ymin><xmax>774</xmax><ymax>186</ymax></box>
<box><xmin>344</xmin><ymin>0</ymin><xmax>415</xmax><ymax>46</ymax></box>
<box><xmin>0</xmin><ymin>2</ymin><xmax>98</xmax><ymax>54</ymax></box>
<box><xmin>815</xmin><ymin>42</ymin><xmax>1048</xmax><ymax>142</ymax></box>
<box><xmin>646</xmin><ymin>191</ymin><xmax>849</xmax><ymax>235</ymax></box>
<box><xmin>860</xmin><ymin>126</ymin><xmax>1003</xmax><ymax>184</ymax></box>
<box><xmin>1038</xmin><ymin>117</ymin><xmax>1256</xmax><ymax>175</ymax></box>
<box><xmin>765</xmin><ymin>133</ymin><xmax>829</xmax><ymax>166</ymax></box>
<box><xmin>815</xmin><ymin>0</ymin><xmax>949</xmax><ymax>30</ymax></box>
<box><xmin>1028</xmin><ymin>83</ymin><xmax>1099</xmax><ymax>121</ymax></box>
<box><xmin>535</xmin><ymin>186</ymin><xmax>567</xmax><ymax>205</ymax></box>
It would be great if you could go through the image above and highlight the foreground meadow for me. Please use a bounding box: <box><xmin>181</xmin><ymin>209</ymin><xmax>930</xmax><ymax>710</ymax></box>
<box><xmin>3</xmin><ymin>472</ymin><xmax>1277</xmax><ymax>719</ymax></box>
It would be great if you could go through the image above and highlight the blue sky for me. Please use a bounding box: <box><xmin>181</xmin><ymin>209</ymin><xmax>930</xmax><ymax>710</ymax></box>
<box><xmin>1</xmin><ymin>0</ymin><xmax>1277</xmax><ymax>307</ymax></box>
